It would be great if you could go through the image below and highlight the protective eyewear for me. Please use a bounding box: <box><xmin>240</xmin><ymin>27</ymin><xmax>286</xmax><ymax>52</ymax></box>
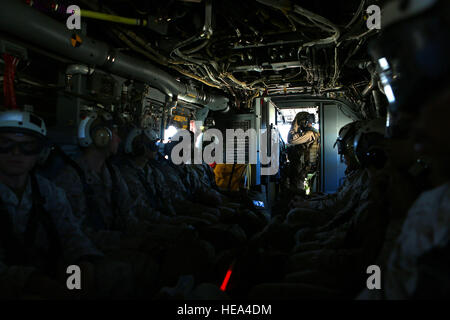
<box><xmin>0</xmin><ymin>138</ymin><xmax>44</xmax><ymax>155</ymax></box>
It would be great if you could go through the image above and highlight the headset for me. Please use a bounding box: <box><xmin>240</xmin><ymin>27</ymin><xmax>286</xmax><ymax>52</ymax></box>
<box><xmin>334</xmin><ymin>121</ymin><xmax>364</xmax><ymax>156</ymax></box>
<box><xmin>124</xmin><ymin>127</ymin><xmax>159</xmax><ymax>156</ymax></box>
<box><xmin>293</xmin><ymin>112</ymin><xmax>315</xmax><ymax>131</ymax></box>
<box><xmin>353</xmin><ymin>119</ymin><xmax>388</xmax><ymax>169</ymax></box>
<box><xmin>78</xmin><ymin>112</ymin><xmax>115</xmax><ymax>148</ymax></box>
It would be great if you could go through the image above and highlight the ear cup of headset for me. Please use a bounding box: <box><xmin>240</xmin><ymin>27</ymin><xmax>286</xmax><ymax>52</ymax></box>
<box><xmin>367</xmin><ymin>148</ymin><xmax>388</xmax><ymax>169</ymax></box>
<box><xmin>92</xmin><ymin>126</ymin><xmax>112</xmax><ymax>148</ymax></box>
<box><xmin>299</xmin><ymin>119</ymin><xmax>308</xmax><ymax>129</ymax></box>
<box><xmin>355</xmin><ymin>132</ymin><xmax>387</xmax><ymax>169</ymax></box>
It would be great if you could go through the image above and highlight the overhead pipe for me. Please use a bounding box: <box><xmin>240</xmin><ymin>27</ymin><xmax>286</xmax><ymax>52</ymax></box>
<box><xmin>0</xmin><ymin>0</ymin><xmax>229</xmax><ymax>111</ymax></box>
<box><xmin>66</xmin><ymin>64</ymin><xmax>95</xmax><ymax>76</ymax></box>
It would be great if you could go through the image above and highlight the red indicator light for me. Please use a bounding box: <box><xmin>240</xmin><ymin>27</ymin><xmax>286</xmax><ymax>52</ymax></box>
<box><xmin>220</xmin><ymin>270</ymin><xmax>233</xmax><ymax>291</ymax></box>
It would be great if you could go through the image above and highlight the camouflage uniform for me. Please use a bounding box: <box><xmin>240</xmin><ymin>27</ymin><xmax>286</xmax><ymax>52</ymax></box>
<box><xmin>54</xmin><ymin>158</ymin><xmax>170</xmax><ymax>298</ymax></box>
<box><xmin>306</xmin><ymin>128</ymin><xmax>321</xmax><ymax>170</ymax></box>
<box><xmin>293</xmin><ymin>167</ymin><xmax>385</xmax><ymax>246</ymax></box>
<box><xmin>287</xmin><ymin>128</ymin><xmax>320</xmax><ymax>192</ymax></box>
<box><xmin>120</xmin><ymin>159</ymin><xmax>168</xmax><ymax>222</ymax></box>
<box><xmin>53</xmin><ymin>157</ymin><xmax>142</xmax><ymax>249</ymax></box>
<box><xmin>147</xmin><ymin>157</ymin><xmax>220</xmax><ymax>222</ymax></box>
<box><xmin>184</xmin><ymin>162</ymin><xmax>226</xmax><ymax>205</ymax></box>
<box><xmin>303</xmin><ymin>169</ymin><xmax>368</xmax><ymax>212</ymax></box>
<box><xmin>135</xmin><ymin>159</ymin><xmax>222</xmax><ymax>287</ymax></box>
<box><xmin>283</xmin><ymin>167</ymin><xmax>390</xmax><ymax>292</ymax></box>
<box><xmin>361</xmin><ymin>182</ymin><xmax>450</xmax><ymax>299</ymax></box>
<box><xmin>248</xmin><ymin>169</ymin><xmax>390</xmax><ymax>299</ymax></box>
<box><xmin>0</xmin><ymin>175</ymin><xmax>103</xmax><ymax>298</ymax></box>
<box><xmin>288</xmin><ymin>128</ymin><xmax>316</xmax><ymax>146</ymax></box>
<box><xmin>185</xmin><ymin>162</ymin><xmax>217</xmax><ymax>192</ymax></box>
<box><xmin>287</xmin><ymin>169</ymin><xmax>369</xmax><ymax>227</ymax></box>
<box><xmin>148</xmin><ymin>158</ymin><xmax>190</xmax><ymax>202</ymax></box>
<box><xmin>146</xmin><ymin>158</ymin><xmax>180</xmax><ymax>215</ymax></box>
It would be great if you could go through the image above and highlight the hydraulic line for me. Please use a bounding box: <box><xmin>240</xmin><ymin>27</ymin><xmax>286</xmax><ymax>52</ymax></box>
<box><xmin>112</xmin><ymin>28</ymin><xmax>221</xmax><ymax>89</ymax></box>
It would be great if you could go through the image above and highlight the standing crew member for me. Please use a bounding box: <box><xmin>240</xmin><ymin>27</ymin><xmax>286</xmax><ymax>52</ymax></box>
<box><xmin>287</xmin><ymin>112</ymin><xmax>320</xmax><ymax>193</ymax></box>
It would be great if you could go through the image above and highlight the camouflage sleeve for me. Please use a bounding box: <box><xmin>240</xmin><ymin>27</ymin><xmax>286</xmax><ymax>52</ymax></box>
<box><xmin>121</xmin><ymin>167</ymin><xmax>161</xmax><ymax>223</ymax></box>
<box><xmin>147</xmin><ymin>166</ymin><xmax>176</xmax><ymax>216</ymax></box>
<box><xmin>113</xmin><ymin>166</ymin><xmax>141</xmax><ymax>232</ymax></box>
<box><xmin>306</xmin><ymin>180</ymin><xmax>353</xmax><ymax>211</ymax></box>
<box><xmin>306</xmin><ymin>194</ymin><xmax>339</xmax><ymax>211</ymax></box>
<box><xmin>177</xmin><ymin>165</ymin><xmax>192</xmax><ymax>196</ymax></box>
<box><xmin>287</xmin><ymin>128</ymin><xmax>296</xmax><ymax>145</ymax></box>
<box><xmin>384</xmin><ymin>184</ymin><xmax>450</xmax><ymax>299</ymax></box>
<box><xmin>40</xmin><ymin>177</ymin><xmax>104</xmax><ymax>263</ymax></box>
<box><xmin>204</xmin><ymin>163</ymin><xmax>218</xmax><ymax>188</ymax></box>
<box><xmin>53</xmin><ymin>166</ymin><xmax>86</xmax><ymax>225</ymax></box>
<box><xmin>288</xmin><ymin>130</ymin><xmax>315</xmax><ymax>145</ymax></box>
<box><xmin>121</xmin><ymin>167</ymin><xmax>146</xmax><ymax>206</ymax></box>
<box><xmin>187</xmin><ymin>164</ymin><xmax>219</xmax><ymax>199</ymax></box>
<box><xmin>306</xmin><ymin>170</ymin><xmax>366</xmax><ymax>211</ymax></box>
<box><xmin>182</xmin><ymin>165</ymin><xmax>195</xmax><ymax>191</ymax></box>
<box><xmin>304</xmin><ymin>182</ymin><xmax>348</xmax><ymax>211</ymax></box>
